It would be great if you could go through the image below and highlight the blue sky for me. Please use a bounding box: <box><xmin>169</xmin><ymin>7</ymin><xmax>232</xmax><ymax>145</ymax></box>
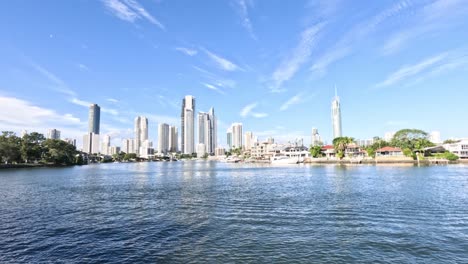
<box><xmin>1</xmin><ymin>0</ymin><xmax>467</xmax><ymax>148</ymax></box>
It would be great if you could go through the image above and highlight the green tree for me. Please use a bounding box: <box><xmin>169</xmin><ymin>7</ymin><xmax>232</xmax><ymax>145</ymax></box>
<box><xmin>332</xmin><ymin>137</ymin><xmax>355</xmax><ymax>159</ymax></box>
<box><xmin>0</xmin><ymin>131</ymin><xmax>22</xmax><ymax>163</ymax></box>
<box><xmin>443</xmin><ymin>139</ymin><xmax>460</xmax><ymax>144</ymax></box>
<box><xmin>123</xmin><ymin>153</ymin><xmax>137</xmax><ymax>161</ymax></box>
<box><xmin>42</xmin><ymin>139</ymin><xmax>77</xmax><ymax>165</ymax></box>
<box><xmin>20</xmin><ymin>132</ymin><xmax>45</xmax><ymax>163</ymax></box>
<box><xmin>309</xmin><ymin>145</ymin><xmax>323</xmax><ymax>158</ymax></box>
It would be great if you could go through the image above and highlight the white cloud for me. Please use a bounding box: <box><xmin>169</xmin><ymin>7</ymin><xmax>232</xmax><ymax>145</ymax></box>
<box><xmin>202</xmin><ymin>83</ymin><xmax>224</xmax><ymax>94</ymax></box>
<box><xmin>271</xmin><ymin>22</ymin><xmax>325</xmax><ymax>92</ymax></box>
<box><xmin>202</xmin><ymin>48</ymin><xmax>242</xmax><ymax>71</ymax></box>
<box><xmin>382</xmin><ymin>0</ymin><xmax>468</xmax><ymax>55</ymax></box>
<box><xmin>0</xmin><ymin>96</ymin><xmax>84</xmax><ymax>136</ymax></box>
<box><xmin>240</xmin><ymin>102</ymin><xmax>258</xmax><ymax>117</ymax></box>
<box><xmin>107</xmin><ymin>98</ymin><xmax>119</xmax><ymax>103</ymax></box>
<box><xmin>78</xmin><ymin>64</ymin><xmax>89</xmax><ymax>71</ymax></box>
<box><xmin>375</xmin><ymin>53</ymin><xmax>448</xmax><ymax>88</ymax></box>
<box><xmin>233</xmin><ymin>0</ymin><xmax>257</xmax><ymax>40</ymax></box>
<box><xmin>311</xmin><ymin>0</ymin><xmax>412</xmax><ymax>74</ymax></box>
<box><xmin>280</xmin><ymin>93</ymin><xmax>303</xmax><ymax>111</ymax></box>
<box><xmin>176</xmin><ymin>47</ymin><xmax>198</xmax><ymax>56</ymax></box>
<box><xmin>27</xmin><ymin>59</ymin><xmax>76</xmax><ymax>97</ymax></box>
<box><xmin>240</xmin><ymin>102</ymin><xmax>268</xmax><ymax>118</ymax></box>
<box><xmin>103</xmin><ymin>0</ymin><xmax>165</xmax><ymax>30</ymax></box>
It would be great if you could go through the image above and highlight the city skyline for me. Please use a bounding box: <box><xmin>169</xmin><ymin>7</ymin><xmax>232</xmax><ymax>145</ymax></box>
<box><xmin>1</xmin><ymin>1</ymin><xmax>467</xmax><ymax>147</ymax></box>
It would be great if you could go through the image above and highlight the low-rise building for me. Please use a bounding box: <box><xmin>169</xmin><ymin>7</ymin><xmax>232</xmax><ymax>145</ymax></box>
<box><xmin>376</xmin><ymin>147</ymin><xmax>403</xmax><ymax>156</ymax></box>
<box><xmin>444</xmin><ymin>140</ymin><xmax>468</xmax><ymax>159</ymax></box>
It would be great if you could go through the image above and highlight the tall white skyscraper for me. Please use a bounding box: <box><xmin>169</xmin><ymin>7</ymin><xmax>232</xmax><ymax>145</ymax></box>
<box><xmin>101</xmin><ymin>135</ymin><xmax>111</xmax><ymax>155</ymax></box>
<box><xmin>197</xmin><ymin>108</ymin><xmax>217</xmax><ymax>154</ymax></box>
<box><xmin>430</xmin><ymin>131</ymin><xmax>442</xmax><ymax>144</ymax></box>
<box><xmin>244</xmin><ymin>131</ymin><xmax>254</xmax><ymax>150</ymax></box>
<box><xmin>47</xmin><ymin>129</ymin><xmax>61</xmax><ymax>140</ymax></box>
<box><xmin>181</xmin><ymin>95</ymin><xmax>195</xmax><ymax>154</ymax></box>
<box><xmin>158</xmin><ymin>123</ymin><xmax>170</xmax><ymax>154</ymax></box>
<box><xmin>134</xmin><ymin>116</ymin><xmax>148</xmax><ymax>156</ymax></box>
<box><xmin>231</xmin><ymin>123</ymin><xmax>243</xmax><ymax>149</ymax></box>
<box><xmin>122</xmin><ymin>138</ymin><xmax>135</xmax><ymax>154</ymax></box>
<box><xmin>83</xmin><ymin>133</ymin><xmax>100</xmax><ymax>154</ymax></box>
<box><xmin>331</xmin><ymin>86</ymin><xmax>342</xmax><ymax>139</ymax></box>
<box><xmin>168</xmin><ymin>126</ymin><xmax>178</xmax><ymax>153</ymax></box>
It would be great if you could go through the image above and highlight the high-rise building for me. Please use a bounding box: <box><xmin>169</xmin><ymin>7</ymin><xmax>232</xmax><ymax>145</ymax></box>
<box><xmin>430</xmin><ymin>131</ymin><xmax>442</xmax><ymax>144</ymax></box>
<box><xmin>181</xmin><ymin>95</ymin><xmax>195</xmax><ymax>154</ymax></box>
<box><xmin>101</xmin><ymin>135</ymin><xmax>111</xmax><ymax>155</ymax></box>
<box><xmin>197</xmin><ymin>143</ymin><xmax>206</xmax><ymax>158</ymax></box>
<box><xmin>134</xmin><ymin>116</ymin><xmax>148</xmax><ymax>156</ymax></box>
<box><xmin>197</xmin><ymin>108</ymin><xmax>217</xmax><ymax>154</ymax></box>
<box><xmin>331</xmin><ymin>87</ymin><xmax>342</xmax><ymax>139</ymax></box>
<box><xmin>88</xmin><ymin>104</ymin><xmax>100</xmax><ymax>134</ymax></box>
<box><xmin>226</xmin><ymin>128</ymin><xmax>233</xmax><ymax>150</ymax></box>
<box><xmin>311</xmin><ymin>128</ymin><xmax>322</xmax><ymax>146</ymax></box>
<box><xmin>63</xmin><ymin>138</ymin><xmax>76</xmax><ymax>147</ymax></box>
<box><xmin>47</xmin><ymin>129</ymin><xmax>61</xmax><ymax>140</ymax></box>
<box><xmin>384</xmin><ymin>131</ymin><xmax>395</xmax><ymax>142</ymax></box>
<box><xmin>83</xmin><ymin>133</ymin><xmax>100</xmax><ymax>154</ymax></box>
<box><xmin>244</xmin><ymin>131</ymin><xmax>254</xmax><ymax>150</ymax></box>
<box><xmin>168</xmin><ymin>126</ymin><xmax>178</xmax><ymax>153</ymax></box>
<box><xmin>158</xmin><ymin>123</ymin><xmax>170</xmax><ymax>154</ymax></box>
<box><xmin>121</xmin><ymin>138</ymin><xmax>135</xmax><ymax>154</ymax></box>
<box><xmin>231</xmin><ymin>123</ymin><xmax>243</xmax><ymax>149</ymax></box>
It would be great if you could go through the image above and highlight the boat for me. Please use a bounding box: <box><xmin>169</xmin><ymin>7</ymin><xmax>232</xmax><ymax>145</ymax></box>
<box><xmin>270</xmin><ymin>155</ymin><xmax>300</xmax><ymax>164</ymax></box>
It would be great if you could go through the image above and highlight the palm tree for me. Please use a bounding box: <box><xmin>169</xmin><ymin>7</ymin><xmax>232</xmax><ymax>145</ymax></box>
<box><xmin>332</xmin><ymin>137</ymin><xmax>355</xmax><ymax>159</ymax></box>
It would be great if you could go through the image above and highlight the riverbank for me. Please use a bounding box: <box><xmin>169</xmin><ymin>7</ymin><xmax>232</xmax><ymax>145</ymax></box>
<box><xmin>0</xmin><ymin>163</ymin><xmax>75</xmax><ymax>169</ymax></box>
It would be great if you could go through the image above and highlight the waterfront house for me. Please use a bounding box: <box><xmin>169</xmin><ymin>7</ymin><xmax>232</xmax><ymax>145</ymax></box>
<box><xmin>321</xmin><ymin>145</ymin><xmax>335</xmax><ymax>158</ymax></box>
<box><xmin>443</xmin><ymin>139</ymin><xmax>468</xmax><ymax>159</ymax></box>
<box><xmin>376</xmin><ymin>147</ymin><xmax>403</xmax><ymax>156</ymax></box>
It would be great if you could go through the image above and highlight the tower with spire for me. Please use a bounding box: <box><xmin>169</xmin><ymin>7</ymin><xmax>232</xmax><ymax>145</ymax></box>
<box><xmin>331</xmin><ymin>85</ymin><xmax>342</xmax><ymax>139</ymax></box>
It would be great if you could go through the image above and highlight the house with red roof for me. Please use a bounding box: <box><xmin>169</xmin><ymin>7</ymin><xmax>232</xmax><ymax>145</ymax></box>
<box><xmin>376</xmin><ymin>146</ymin><xmax>403</xmax><ymax>156</ymax></box>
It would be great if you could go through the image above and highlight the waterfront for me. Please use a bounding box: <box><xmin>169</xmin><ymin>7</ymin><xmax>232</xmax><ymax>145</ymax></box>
<box><xmin>1</xmin><ymin>162</ymin><xmax>468</xmax><ymax>263</ymax></box>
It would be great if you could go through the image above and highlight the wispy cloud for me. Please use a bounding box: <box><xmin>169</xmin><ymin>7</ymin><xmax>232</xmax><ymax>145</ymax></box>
<box><xmin>202</xmin><ymin>48</ymin><xmax>242</xmax><ymax>72</ymax></box>
<box><xmin>271</xmin><ymin>22</ymin><xmax>325</xmax><ymax>92</ymax></box>
<box><xmin>107</xmin><ymin>98</ymin><xmax>119</xmax><ymax>103</ymax></box>
<box><xmin>383</xmin><ymin>0</ymin><xmax>468</xmax><ymax>55</ymax></box>
<box><xmin>78</xmin><ymin>63</ymin><xmax>89</xmax><ymax>71</ymax></box>
<box><xmin>375</xmin><ymin>53</ymin><xmax>448</xmax><ymax>88</ymax></box>
<box><xmin>311</xmin><ymin>0</ymin><xmax>412</xmax><ymax>75</ymax></box>
<box><xmin>240</xmin><ymin>102</ymin><xmax>268</xmax><ymax>118</ymax></box>
<box><xmin>103</xmin><ymin>0</ymin><xmax>165</xmax><ymax>30</ymax></box>
<box><xmin>193</xmin><ymin>66</ymin><xmax>237</xmax><ymax>88</ymax></box>
<box><xmin>27</xmin><ymin>59</ymin><xmax>76</xmax><ymax>97</ymax></box>
<box><xmin>176</xmin><ymin>47</ymin><xmax>198</xmax><ymax>56</ymax></box>
<box><xmin>202</xmin><ymin>83</ymin><xmax>225</xmax><ymax>94</ymax></box>
<box><xmin>280</xmin><ymin>93</ymin><xmax>304</xmax><ymax>111</ymax></box>
<box><xmin>233</xmin><ymin>0</ymin><xmax>257</xmax><ymax>40</ymax></box>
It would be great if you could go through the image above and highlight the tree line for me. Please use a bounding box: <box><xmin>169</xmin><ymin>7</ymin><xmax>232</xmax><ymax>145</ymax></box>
<box><xmin>310</xmin><ymin>129</ymin><xmax>458</xmax><ymax>160</ymax></box>
<box><xmin>0</xmin><ymin>131</ymin><xmax>81</xmax><ymax>165</ymax></box>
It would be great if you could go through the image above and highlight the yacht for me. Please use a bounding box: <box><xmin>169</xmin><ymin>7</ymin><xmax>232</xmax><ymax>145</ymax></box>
<box><xmin>270</xmin><ymin>155</ymin><xmax>300</xmax><ymax>164</ymax></box>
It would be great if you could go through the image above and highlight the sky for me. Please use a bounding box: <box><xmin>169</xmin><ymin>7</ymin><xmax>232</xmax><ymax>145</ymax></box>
<box><xmin>1</xmin><ymin>0</ymin><xmax>468</xmax><ymax>148</ymax></box>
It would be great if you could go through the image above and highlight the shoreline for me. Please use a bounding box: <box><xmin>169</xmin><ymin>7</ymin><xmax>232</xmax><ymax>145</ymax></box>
<box><xmin>0</xmin><ymin>163</ymin><xmax>76</xmax><ymax>170</ymax></box>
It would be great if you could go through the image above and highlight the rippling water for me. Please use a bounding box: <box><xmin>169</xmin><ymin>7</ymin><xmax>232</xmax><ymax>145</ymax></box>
<box><xmin>1</xmin><ymin>162</ymin><xmax>468</xmax><ymax>263</ymax></box>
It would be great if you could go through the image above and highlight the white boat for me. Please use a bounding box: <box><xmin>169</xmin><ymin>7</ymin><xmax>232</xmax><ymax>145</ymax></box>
<box><xmin>270</xmin><ymin>155</ymin><xmax>300</xmax><ymax>164</ymax></box>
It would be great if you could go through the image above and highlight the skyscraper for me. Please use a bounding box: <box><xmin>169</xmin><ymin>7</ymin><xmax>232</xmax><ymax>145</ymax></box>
<box><xmin>122</xmin><ymin>138</ymin><xmax>135</xmax><ymax>154</ymax></box>
<box><xmin>244</xmin><ymin>131</ymin><xmax>254</xmax><ymax>150</ymax></box>
<box><xmin>168</xmin><ymin>126</ymin><xmax>178</xmax><ymax>153</ymax></box>
<box><xmin>181</xmin><ymin>95</ymin><xmax>195</xmax><ymax>154</ymax></box>
<box><xmin>331</xmin><ymin>86</ymin><xmax>342</xmax><ymax>139</ymax></box>
<box><xmin>311</xmin><ymin>128</ymin><xmax>322</xmax><ymax>146</ymax></box>
<box><xmin>231</xmin><ymin>123</ymin><xmax>243</xmax><ymax>149</ymax></box>
<box><xmin>88</xmin><ymin>104</ymin><xmax>100</xmax><ymax>134</ymax></box>
<box><xmin>197</xmin><ymin>108</ymin><xmax>217</xmax><ymax>154</ymax></box>
<box><xmin>83</xmin><ymin>103</ymin><xmax>100</xmax><ymax>153</ymax></box>
<box><xmin>101</xmin><ymin>135</ymin><xmax>111</xmax><ymax>155</ymax></box>
<box><xmin>47</xmin><ymin>129</ymin><xmax>61</xmax><ymax>140</ymax></box>
<box><xmin>158</xmin><ymin>123</ymin><xmax>170</xmax><ymax>154</ymax></box>
<box><xmin>227</xmin><ymin>128</ymin><xmax>233</xmax><ymax>150</ymax></box>
<box><xmin>134</xmin><ymin>116</ymin><xmax>148</xmax><ymax>156</ymax></box>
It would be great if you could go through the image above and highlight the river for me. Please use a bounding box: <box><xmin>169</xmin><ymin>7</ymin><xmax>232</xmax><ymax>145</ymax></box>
<box><xmin>1</xmin><ymin>161</ymin><xmax>467</xmax><ymax>263</ymax></box>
